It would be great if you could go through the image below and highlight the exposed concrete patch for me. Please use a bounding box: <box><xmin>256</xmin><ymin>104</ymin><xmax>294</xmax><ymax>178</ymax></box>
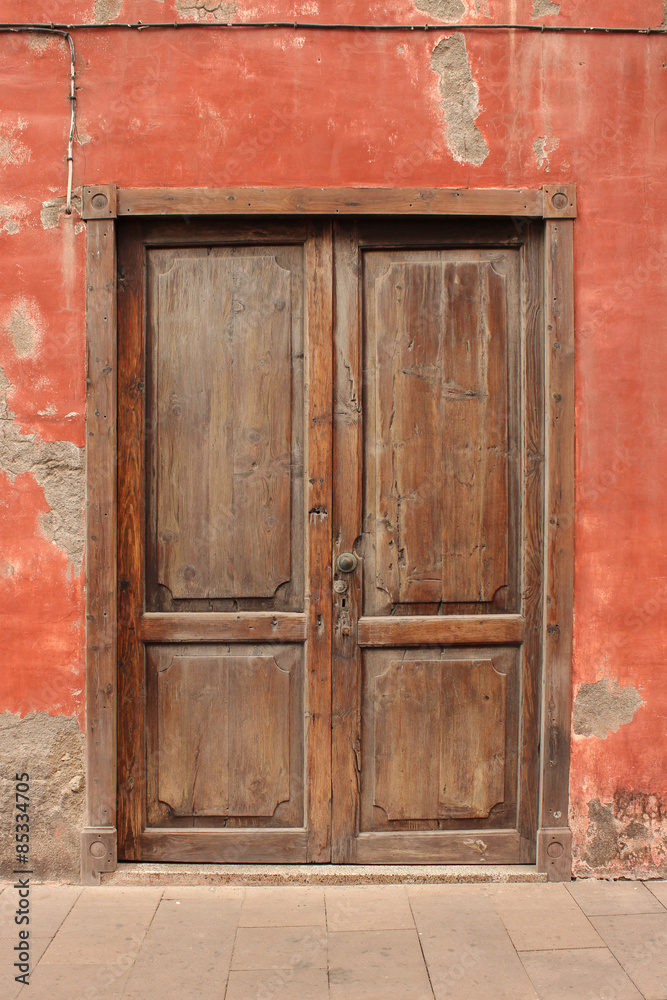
<box><xmin>26</xmin><ymin>31</ymin><xmax>59</xmax><ymax>51</ymax></box>
<box><xmin>573</xmin><ymin>677</ymin><xmax>643</xmax><ymax>738</ymax></box>
<box><xmin>0</xmin><ymin>366</ymin><xmax>84</xmax><ymax>574</ymax></box>
<box><xmin>176</xmin><ymin>0</ymin><xmax>238</xmax><ymax>21</ymax></box>
<box><xmin>7</xmin><ymin>309</ymin><xmax>37</xmax><ymax>357</ymax></box>
<box><xmin>0</xmin><ymin>117</ymin><xmax>31</xmax><ymax>167</ymax></box>
<box><xmin>533</xmin><ymin>135</ymin><xmax>560</xmax><ymax>171</ymax></box>
<box><xmin>430</xmin><ymin>36</ymin><xmax>489</xmax><ymax>166</ymax></box>
<box><xmin>0</xmin><ymin>712</ymin><xmax>84</xmax><ymax>882</ymax></box>
<box><xmin>575</xmin><ymin>793</ymin><xmax>667</xmax><ymax>876</ymax></box>
<box><xmin>414</xmin><ymin>0</ymin><xmax>465</xmax><ymax>22</ymax></box>
<box><xmin>41</xmin><ymin>193</ymin><xmax>82</xmax><ymax>230</ymax></box>
<box><xmin>0</xmin><ymin>203</ymin><xmax>24</xmax><ymax>234</ymax></box>
<box><xmin>93</xmin><ymin>0</ymin><xmax>123</xmax><ymax>22</ymax></box>
<box><xmin>531</xmin><ymin>0</ymin><xmax>561</xmax><ymax>16</ymax></box>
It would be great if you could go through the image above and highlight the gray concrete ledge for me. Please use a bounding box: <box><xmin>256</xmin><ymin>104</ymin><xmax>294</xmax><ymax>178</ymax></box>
<box><xmin>100</xmin><ymin>863</ymin><xmax>548</xmax><ymax>886</ymax></box>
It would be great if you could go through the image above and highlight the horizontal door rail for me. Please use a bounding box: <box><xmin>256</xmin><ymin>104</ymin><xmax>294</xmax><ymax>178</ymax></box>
<box><xmin>139</xmin><ymin>612</ymin><xmax>308</xmax><ymax>643</ymax></box>
<box><xmin>357</xmin><ymin>614</ymin><xmax>525</xmax><ymax>647</ymax></box>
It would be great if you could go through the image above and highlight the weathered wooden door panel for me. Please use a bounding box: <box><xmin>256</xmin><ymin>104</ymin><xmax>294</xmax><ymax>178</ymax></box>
<box><xmin>332</xmin><ymin>218</ymin><xmax>543</xmax><ymax>865</ymax></box>
<box><xmin>118</xmin><ymin>221</ymin><xmax>332</xmax><ymax>863</ymax></box>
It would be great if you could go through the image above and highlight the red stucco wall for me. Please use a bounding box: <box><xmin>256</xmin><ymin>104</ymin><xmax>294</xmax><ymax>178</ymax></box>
<box><xmin>1</xmin><ymin>0</ymin><xmax>665</xmax><ymax>876</ymax></box>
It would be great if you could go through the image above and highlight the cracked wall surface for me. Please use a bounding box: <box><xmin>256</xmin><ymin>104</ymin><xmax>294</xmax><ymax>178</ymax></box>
<box><xmin>0</xmin><ymin>712</ymin><xmax>84</xmax><ymax>882</ymax></box>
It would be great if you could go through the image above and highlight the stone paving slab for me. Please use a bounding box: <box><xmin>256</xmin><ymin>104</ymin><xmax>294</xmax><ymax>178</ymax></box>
<box><xmin>590</xmin><ymin>913</ymin><xmax>667</xmax><ymax>1000</ymax></box>
<box><xmin>487</xmin><ymin>883</ymin><xmax>606</xmax><ymax>951</ymax></box>
<box><xmin>231</xmin><ymin>925</ymin><xmax>328</xmax><ymax>971</ymax></box>
<box><xmin>240</xmin><ymin>886</ymin><xmax>326</xmax><ymax>927</ymax></box>
<box><xmin>38</xmin><ymin>887</ymin><xmax>162</xmax><ymax>966</ymax></box>
<box><xmin>410</xmin><ymin>894</ymin><xmax>538</xmax><ymax>1000</ymax></box>
<box><xmin>226</xmin><ymin>968</ymin><xmax>330</xmax><ymax>1000</ymax></box>
<box><xmin>326</xmin><ymin>885</ymin><xmax>415</xmax><ymax>931</ymax></box>
<box><xmin>1</xmin><ymin>880</ymin><xmax>666</xmax><ymax>999</ymax></box>
<box><xmin>122</xmin><ymin>897</ymin><xmax>241</xmax><ymax>1000</ymax></box>
<box><xmin>520</xmin><ymin>947</ymin><xmax>645</xmax><ymax>1000</ymax></box>
<box><xmin>567</xmin><ymin>880</ymin><xmax>666</xmax><ymax>915</ymax></box>
<box><xmin>646</xmin><ymin>881</ymin><xmax>667</xmax><ymax>907</ymax></box>
<box><xmin>328</xmin><ymin>928</ymin><xmax>432</xmax><ymax>1000</ymax></box>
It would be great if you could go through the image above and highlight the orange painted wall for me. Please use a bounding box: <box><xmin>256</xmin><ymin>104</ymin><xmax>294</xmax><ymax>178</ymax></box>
<box><xmin>1</xmin><ymin>0</ymin><xmax>665</xmax><ymax>874</ymax></box>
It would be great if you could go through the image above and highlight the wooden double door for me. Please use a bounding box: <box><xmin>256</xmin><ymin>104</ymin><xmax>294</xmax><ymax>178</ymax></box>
<box><xmin>117</xmin><ymin>215</ymin><xmax>543</xmax><ymax>865</ymax></box>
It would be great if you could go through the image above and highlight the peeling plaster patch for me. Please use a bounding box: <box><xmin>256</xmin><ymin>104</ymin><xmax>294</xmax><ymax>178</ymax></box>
<box><xmin>577</xmin><ymin>793</ymin><xmax>667</xmax><ymax>875</ymax></box>
<box><xmin>93</xmin><ymin>0</ymin><xmax>122</xmax><ymax>22</ymax></box>
<box><xmin>533</xmin><ymin>135</ymin><xmax>560</xmax><ymax>171</ymax></box>
<box><xmin>430</xmin><ymin>36</ymin><xmax>489</xmax><ymax>166</ymax></box>
<box><xmin>531</xmin><ymin>0</ymin><xmax>561</xmax><ymax>17</ymax></box>
<box><xmin>0</xmin><ymin>368</ymin><xmax>84</xmax><ymax>574</ymax></box>
<box><xmin>0</xmin><ymin>117</ymin><xmax>31</xmax><ymax>167</ymax></box>
<box><xmin>573</xmin><ymin>677</ymin><xmax>643</xmax><ymax>738</ymax></box>
<box><xmin>176</xmin><ymin>0</ymin><xmax>238</xmax><ymax>21</ymax></box>
<box><xmin>27</xmin><ymin>31</ymin><xmax>59</xmax><ymax>51</ymax></box>
<box><xmin>0</xmin><ymin>712</ymin><xmax>84</xmax><ymax>881</ymax></box>
<box><xmin>41</xmin><ymin>194</ymin><xmax>82</xmax><ymax>230</ymax></box>
<box><xmin>414</xmin><ymin>0</ymin><xmax>465</xmax><ymax>22</ymax></box>
<box><xmin>7</xmin><ymin>310</ymin><xmax>37</xmax><ymax>357</ymax></box>
<box><xmin>0</xmin><ymin>203</ymin><xmax>27</xmax><ymax>234</ymax></box>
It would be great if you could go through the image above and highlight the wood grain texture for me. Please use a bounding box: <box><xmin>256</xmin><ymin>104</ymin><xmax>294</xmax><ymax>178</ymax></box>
<box><xmin>366</xmin><ymin>251</ymin><xmax>519</xmax><ymax>613</ymax></box>
<box><xmin>355</xmin><ymin>830</ymin><xmax>521</xmax><ymax>864</ymax></box>
<box><xmin>304</xmin><ymin>221</ymin><xmax>334</xmax><ymax>861</ymax></box>
<box><xmin>372</xmin><ymin>659</ymin><xmax>506</xmax><ymax>822</ymax></box>
<box><xmin>139</xmin><ymin>612</ymin><xmax>307</xmax><ymax>643</ymax></box>
<box><xmin>330</xmin><ymin>221</ymin><xmax>364</xmax><ymax>863</ymax></box>
<box><xmin>85</xmin><ymin>213</ymin><xmax>118</xmax><ymax>834</ymax></box>
<box><xmin>140</xmin><ymin>829</ymin><xmax>308</xmax><ymax>864</ymax></box>
<box><xmin>145</xmin><ymin>242</ymin><xmax>305</xmax><ymax>614</ymax></box>
<box><xmin>118</xmin><ymin>187</ymin><xmax>545</xmax><ymax>218</ymax></box>
<box><xmin>357</xmin><ymin>615</ymin><xmax>524</xmax><ymax>646</ymax></box>
<box><xmin>145</xmin><ymin>643</ymin><xmax>304</xmax><ymax>832</ymax></box>
<box><xmin>116</xmin><ymin>221</ymin><xmax>146</xmax><ymax>859</ymax></box>
<box><xmin>439</xmin><ymin>659</ymin><xmax>506</xmax><ymax>818</ymax></box>
<box><xmin>156</xmin><ymin>655</ymin><xmax>290</xmax><ymax>817</ymax></box>
<box><xmin>540</xmin><ymin>219</ymin><xmax>575</xmax><ymax>852</ymax></box>
<box><xmin>155</xmin><ymin>254</ymin><xmax>291</xmax><ymax>599</ymax></box>
<box><xmin>517</xmin><ymin>225</ymin><xmax>545</xmax><ymax>862</ymax></box>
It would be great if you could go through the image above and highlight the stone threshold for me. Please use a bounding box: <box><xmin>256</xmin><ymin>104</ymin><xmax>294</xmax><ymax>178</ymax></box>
<box><xmin>101</xmin><ymin>863</ymin><xmax>548</xmax><ymax>886</ymax></box>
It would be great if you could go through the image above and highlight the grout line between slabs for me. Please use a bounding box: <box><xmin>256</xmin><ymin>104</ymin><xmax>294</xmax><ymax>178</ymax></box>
<box><xmin>28</xmin><ymin>886</ymin><xmax>84</xmax><ymax>974</ymax></box>
<box><xmin>406</xmin><ymin>891</ymin><xmax>437</xmax><ymax>1000</ymax></box>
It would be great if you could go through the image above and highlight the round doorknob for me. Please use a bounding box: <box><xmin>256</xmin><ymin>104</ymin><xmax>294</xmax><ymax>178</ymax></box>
<box><xmin>336</xmin><ymin>552</ymin><xmax>358</xmax><ymax>573</ymax></box>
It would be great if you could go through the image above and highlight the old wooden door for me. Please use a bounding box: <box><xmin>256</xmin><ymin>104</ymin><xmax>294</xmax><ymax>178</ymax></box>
<box><xmin>117</xmin><ymin>216</ymin><xmax>543</xmax><ymax>865</ymax></box>
<box><xmin>331</xmin><ymin>218</ymin><xmax>543</xmax><ymax>864</ymax></box>
<box><xmin>117</xmin><ymin>219</ymin><xmax>333</xmax><ymax>863</ymax></box>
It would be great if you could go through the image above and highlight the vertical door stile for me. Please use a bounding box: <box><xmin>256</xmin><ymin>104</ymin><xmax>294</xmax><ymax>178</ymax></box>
<box><xmin>331</xmin><ymin>221</ymin><xmax>364</xmax><ymax>862</ymax></box>
<box><xmin>305</xmin><ymin>220</ymin><xmax>335</xmax><ymax>861</ymax></box>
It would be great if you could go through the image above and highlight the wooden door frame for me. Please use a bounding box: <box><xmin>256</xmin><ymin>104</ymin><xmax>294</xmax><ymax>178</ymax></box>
<box><xmin>81</xmin><ymin>183</ymin><xmax>576</xmax><ymax>884</ymax></box>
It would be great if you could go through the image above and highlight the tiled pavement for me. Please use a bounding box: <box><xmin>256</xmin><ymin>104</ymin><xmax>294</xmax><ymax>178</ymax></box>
<box><xmin>1</xmin><ymin>881</ymin><xmax>666</xmax><ymax>999</ymax></box>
